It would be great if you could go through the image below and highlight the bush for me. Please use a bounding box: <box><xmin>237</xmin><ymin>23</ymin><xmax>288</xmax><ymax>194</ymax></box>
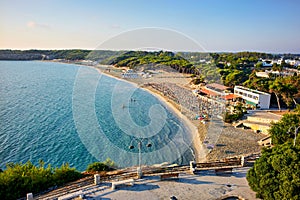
<box><xmin>224</xmin><ymin>112</ymin><xmax>243</xmax><ymax>123</ymax></box>
<box><xmin>86</xmin><ymin>158</ymin><xmax>116</xmax><ymax>173</ymax></box>
<box><xmin>103</xmin><ymin>158</ymin><xmax>117</xmax><ymax>168</ymax></box>
<box><xmin>86</xmin><ymin>162</ymin><xmax>111</xmax><ymax>172</ymax></box>
<box><xmin>52</xmin><ymin>163</ymin><xmax>82</xmax><ymax>186</ymax></box>
<box><xmin>0</xmin><ymin>161</ymin><xmax>82</xmax><ymax>200</ymax></box>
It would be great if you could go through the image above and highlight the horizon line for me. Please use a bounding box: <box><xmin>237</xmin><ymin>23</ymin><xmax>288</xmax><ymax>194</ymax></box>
<box><xmin>0</xmin><ymin>48</ymin><xmax>299</xmax><ymax>55</ymax></box>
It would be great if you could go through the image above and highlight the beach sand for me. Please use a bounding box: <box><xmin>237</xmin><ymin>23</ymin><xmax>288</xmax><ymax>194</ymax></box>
<box><xmin>92</xmin><ymin>65</ymin><xmax>264</xmax><ymax>163</ymax></box>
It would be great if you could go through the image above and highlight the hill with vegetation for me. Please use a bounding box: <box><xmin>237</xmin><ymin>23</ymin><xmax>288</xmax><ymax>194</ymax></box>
<box><xmin>0</xmin><ymin>49</ymin><xmax>123</xmax><ymax>62</ymax></box>
<box><xmin>106</xmin><ymin>51</ymin><xmax>300</xmax><ymax>108</ymax></box>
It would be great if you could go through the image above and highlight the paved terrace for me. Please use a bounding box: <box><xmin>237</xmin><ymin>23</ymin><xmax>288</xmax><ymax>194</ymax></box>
<box><xmin>33</xmin><ymin>155</ymin><xmax>260</xmax><ymax>200</ymax></box>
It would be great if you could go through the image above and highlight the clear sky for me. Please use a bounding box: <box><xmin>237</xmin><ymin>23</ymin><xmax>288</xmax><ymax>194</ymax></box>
<box><xmin>1</xmin><ymin>0</ymin><xmax>299</xmax><ymax>53</ymax></box>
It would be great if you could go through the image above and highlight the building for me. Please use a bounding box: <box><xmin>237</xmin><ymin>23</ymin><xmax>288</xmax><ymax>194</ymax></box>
<box><xmin>256</xmin><ymin>70</ymin><xmax>296</xmax><ymax>78</ymax></box>
<box><xmin>197</xmin><ymin>83</ymin><xmax>240</xmax><ymax>102</ymax></box>
<box><xmin>255</xmin><ymin>71</ymin><xmax>269</xmax><ymax>78</ymax></box>
<box><xmin>234</xmin><ymin>86</ymin><xmax>271</xmax><ymax>109</ymax></box>
<box><xmin>241</xmin><ymin>111</ymin><xmax>282</xmax><ymax>135</ymax></box>
<box><xmin>205</xmin><ymin>83</ymin><xmax>231</xmax><ymax>94</ymax></box>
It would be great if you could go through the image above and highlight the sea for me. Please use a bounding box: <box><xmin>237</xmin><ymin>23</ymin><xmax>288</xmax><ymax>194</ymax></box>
<box><xmin>0</xmin><ymin>61</ymin><xmax>194</xmax><ymax>171</ymax></box>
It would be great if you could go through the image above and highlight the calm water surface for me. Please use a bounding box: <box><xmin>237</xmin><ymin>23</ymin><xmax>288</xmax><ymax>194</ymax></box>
<box><xmin>0</xmin><ymin>61</ymin><xmax>193</xmax><ymax>171</ymax></box>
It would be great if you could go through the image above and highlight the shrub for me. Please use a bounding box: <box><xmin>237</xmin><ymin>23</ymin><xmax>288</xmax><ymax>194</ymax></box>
<box><xmin>0</xmin><ymin>161</ymin><xmax>82</xmax><ymax>200</ymax></box>
<box><xmin>52</xmin><ymin>163</ymin><xmax>82</xmax><ymax>186</ymax></box>
<box><xmin>86</xmin><ymin>158</ymin><xmax>116</xmax><ymax>173</ymax></box>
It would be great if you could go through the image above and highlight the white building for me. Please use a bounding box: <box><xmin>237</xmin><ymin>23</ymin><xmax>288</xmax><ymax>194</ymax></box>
<box><xmin>256</xmin><ymin>70</ymin><xmax>296</xmax><ymax>78</ymax></box>
<box><xmin>255</xmin><ymin>71</ymin><xmax>269</xmax><ymax>78</ymax></box>
<box><xmin>285</xmin><ymin>59</ymin><xmax>296</xmax><ymax>66</ymax></box>
<box><xmin>234</xmin><ymin>86</ymin><xmax>271</xmax><ymax>109</ymax></box>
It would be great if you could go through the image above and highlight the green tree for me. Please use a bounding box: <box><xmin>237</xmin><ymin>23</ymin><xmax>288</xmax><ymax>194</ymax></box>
<box><xmin>247</xmin><ymin>110</ymin><xmax>300</xmax><ymax>199</ymax></box>
<box><xmin>269</xmin><ymin>80</ymin><xmax>284</xmax><ymax>111</ymax></box>
<box><xmin>269</xmin><ymin>112</ymin><xmax>300</xmax><ymax>146</ymax></box>
<box><xmin>255</xmin><ymin>62</ymin><xmax>263</xmax><ymax>70</ymax></box>
<box><xmin>247</xmin><ymin>143</ymin><xmax>300</xmax><ymax>200</ymax></box>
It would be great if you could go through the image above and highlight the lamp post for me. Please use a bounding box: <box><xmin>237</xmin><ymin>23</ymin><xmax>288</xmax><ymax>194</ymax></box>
<box><xmin>129</xmin><ymin>139</ymin><xmax>152</xmax><ymax>179</ymax></box>
<box><xmin>287</xmin><ymin>126</ymin><xmax>300</xmax><ymax>147</ymax></box>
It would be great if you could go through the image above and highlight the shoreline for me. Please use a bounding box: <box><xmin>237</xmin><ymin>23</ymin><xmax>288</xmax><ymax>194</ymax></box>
<box><xmin>91</xmin><ymin>64</ymin><xmax>203</xmax><ymax>163</ymax></box>
<box><xmin>50</xmin><ymin>60</ymin><xmax>203</xmax><ymax>163</ymax></box>
<box><xmin>141</xmin><ymin>86</ymin><xmax>202</xmax><ymax>162</ymax></box>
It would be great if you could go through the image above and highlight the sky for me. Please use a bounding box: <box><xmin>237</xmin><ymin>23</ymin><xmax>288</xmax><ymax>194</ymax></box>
<box><xmin>0</xmin><ymin>0</ymin><xmax>300</xmax><ymax>53</ymax></box>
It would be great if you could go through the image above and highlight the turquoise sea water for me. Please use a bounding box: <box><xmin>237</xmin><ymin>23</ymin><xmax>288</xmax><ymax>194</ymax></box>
<box><xmin>0</xmin><ymin>61</ymin><xmax>193</xmax><ymax>171</ymax></box>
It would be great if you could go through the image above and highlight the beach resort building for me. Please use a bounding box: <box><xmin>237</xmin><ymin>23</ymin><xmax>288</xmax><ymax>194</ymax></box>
<box><xmin>199</xmin><ymin>83</ymin><xmax>233</xmax><ymax>98</ymax></box>
<box><xmin>234</xmin><ymin>86</ymin><xmax>271</xmax><ymax>109</ymax></box>
<box><xmin>201</xmin><ymin>83</ymin><xmax>242</xmax><ymax>103</ymax></box>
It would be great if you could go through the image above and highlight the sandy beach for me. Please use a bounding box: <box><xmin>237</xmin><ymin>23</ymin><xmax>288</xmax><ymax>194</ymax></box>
<box><xmin>92</xmin><ymin>65</ymin><xmax>205</xmax><ymax>162</ymax></box>
<box><xmin>50</xmin><ymin>60</ymin><xmax>264</xmax><ymax>162</ymax></box>
<box><xmin>90</xmin><ymin>64</ymin><xmax>264</xmax><ymax>163</ymax></box>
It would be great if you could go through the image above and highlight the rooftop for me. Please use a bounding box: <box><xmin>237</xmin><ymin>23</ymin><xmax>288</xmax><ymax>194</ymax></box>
<box><xmin>200</xmin><ymin>88</ymin><xmax>219</xmax><ymax>96</ymax></box>
<box><xmin>222</xmin><ymin>94</ymin><xmax>239</xmax><ymax>100</ymax></box>
<box><xmin>206</xmin><ymin>83</ymin><xmax>230</xmax><ymax>92</ymax></box>
<box><xmin>234</xmin><ymin>86</ymin><xmax>270</xmax><ymax>96</ymax></box>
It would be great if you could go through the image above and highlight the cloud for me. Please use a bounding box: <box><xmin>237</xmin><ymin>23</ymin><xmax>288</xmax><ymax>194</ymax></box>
<box><xmin>27</xmin><ymin>21</ymin><xmax>50</xmax><ymax>29</ymax></box>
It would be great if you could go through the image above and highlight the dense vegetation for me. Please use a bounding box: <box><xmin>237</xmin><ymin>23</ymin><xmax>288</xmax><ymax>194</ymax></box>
<box><xmin>246</xmin><ymin>108</ymin><xmax>300</xmax><ymax>199</ymax></box>
<box><xmin>107</xmin><ymin>50</ymin><xmax>300</xmax><ymax>108</ymax></box>
<box><xmin>0</xmin><ymin>161</ymin><xmax>82</xmax><ymax>200</ymax></box>
<box><xmin>106</xmin><ymin>50</ymin><xmax>196</xmax><ymax>73</ymax></box>
<box><xmin>0</xmin><ymin>158</ymin><xmax>117</xmax><ymax>199</ymax></box>
<box><xmin>247</xmin><ymin>143</ymin><xmax>300</xmax><ymax>200</ymax></box>
<box><xmin>0</xmin><ymin>49</ymin><xmax>121</xmax><ymax>61</ymax></box>
<box><xmin>268</xmin><ymin>108</ymin><xmax>300</xmax><ymax>146</ymax></box>
<box><xmin>244</xmin><ymin>72</ymin><xmax>300</xmax><ymax>109</ymax></box>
